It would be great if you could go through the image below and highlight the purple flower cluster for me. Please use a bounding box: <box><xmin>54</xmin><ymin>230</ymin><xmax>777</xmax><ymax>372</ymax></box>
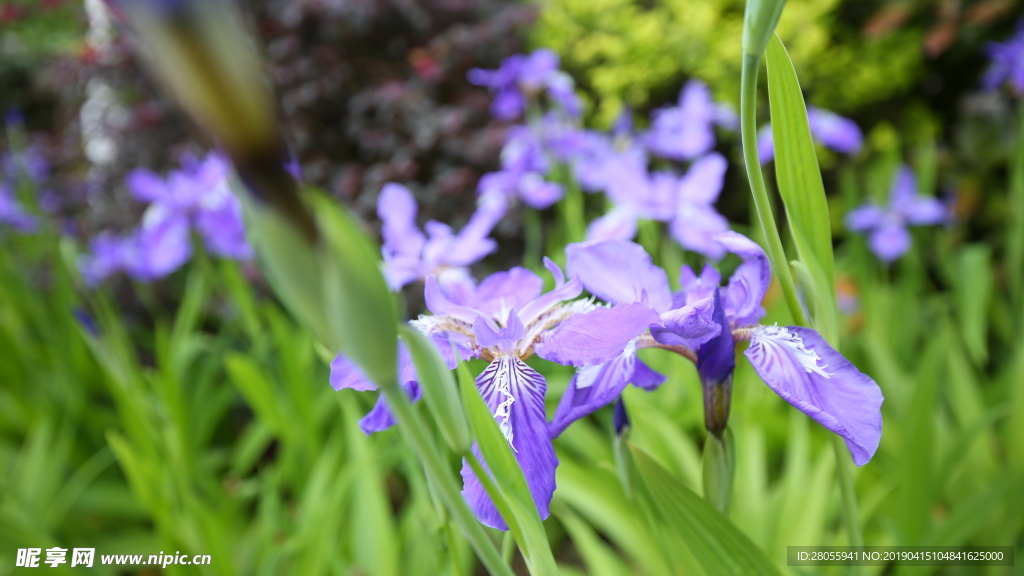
<box><xmin>0</xmin><ymin>132</ymin><xmax>48</xmax><ymax>233</ymax></box>
<box><xmin>468</xmin><ymin>49</ymin><xmax>582</xmax><ymax>121</ymax></box>
<box><xmin>757</xmin><ymin>106</ymin><xmax>863</xmax><ymax>164</ymax></box>
<box><xmin>845</xmin><ymin>165</ymin><xmax>948</xmax><ymax>262</ymax></box>
<box><xmin>330</xmin><ymin>231</ymin><xmax>884</xmax><ymax>530</ymax></box>
<box><xmin>79</xmin><ymin>153</ymin><xmax>252</xmax><ymax>285</ymax></box>
<box><xmin>378</xmin><ymin>181</ymin><xmax>505</xmax><ymax>297</ymax></box>
<box><xmin>983</xmin><ymin>19</ymin><xmax>1024</xmax><ymax>93</ymax></box>
<box><xmin>469</xmin><ymin>65</ymin><xmax>738</xmax><ymax>258</ymax></box>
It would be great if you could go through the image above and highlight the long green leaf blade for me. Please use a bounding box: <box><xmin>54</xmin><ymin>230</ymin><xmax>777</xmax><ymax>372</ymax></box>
<box><xmin>628</xmin><ymin>444</ymin><xmax>783</xmax><ymax>575</ymax></box>
<box><xmin>456</xmin><ymin>363</ymin><xmax>558</xmax><ymax>575</ymax></box>
<box><xmin>765</xmin><ymin>33</ymin><xmax>838</xmax><ymax>341</ymax></box>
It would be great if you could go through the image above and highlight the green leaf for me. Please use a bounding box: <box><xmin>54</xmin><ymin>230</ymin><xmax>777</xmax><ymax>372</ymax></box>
<box><xmin>455</xmin><ymin>363</ymin><xmax>559</xmax><ymax>576</ymax></box>
<box><xmin>765</xmin><ymin>33</ymin><xmax>838</xmax><ymax>343</ymax></box>
<box><xmin>628</xmin><ymin>444</ymin><xmax>783</xmax><ymax>575</ymax></box>
<box><xmin>314</xmin><ymin>193</ymin><xmax>399</xmax><ymax>389</ymax></box>
<box><xmin>399</xmin><ymin>325</ymin><xmax>471</xmax><ymax>453</ymax></box>
<box><xmin>953</xmin><ymin>244</ymin><xmax>992</xmax><ymax>366</ymax></box>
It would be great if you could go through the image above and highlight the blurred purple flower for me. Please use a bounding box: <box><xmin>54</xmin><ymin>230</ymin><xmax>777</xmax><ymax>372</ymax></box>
<box><xmin>477</xmin><ymin>125</ymin><xmax>564</xmax><ymax>209</ymax></box>
<box><xmin>81</xmin><ymin>153</ymin><xmax>252</xmax><ymax>285</ymax></box>
<box><xmin>983</xmin><ymin>19</ymin><xmax>1024</xmax><ymax>92</ymax></box>
<box><xmin>1</xmin><ymin>146</ymin><xmax>50</xmax><ymax>184</ymax></box>
<box><xmin>585</xmin><ymin>150</ymin><xmax>730</xmax><ymax>259</ymax></box>
<box><xmin>380</xmin><ymin>182</ymin><xmax>504</xmax><ymax>296</ymax></box>
<box><xmin>468</xmin><ymin>49</ymin><xmax>582</xmax><ymax>120</ymax></box>
<box><xmin>0</xmin><ymin>183</ymin><xmax>37</xmax><ymax>233</ymax></box>
<box><xmin>668</xmin><ymin>153</ymin><xmax>730</xmax><ymax>258</ymax></box>
<box><xmin>845</xmin><ymin>165</ymin><xmax>948</xmax><ymax>262</ymax></box>
<box><xmin>758</xmin><ymin>106</ymin><xmax>863</xmax><ymax>163</ymax></box>
<box><xmin>552</xmin><ymin>232</ymin><xmax>884</xmax><ymax>465</ymax></box>
<box><xmin>642</xmin><ymin>80</ymin><xmax>734</xmax><ymax>161</ymax></box>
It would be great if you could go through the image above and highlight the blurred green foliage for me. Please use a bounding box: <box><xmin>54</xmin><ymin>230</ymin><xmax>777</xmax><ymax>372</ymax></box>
<box><xmin>533</xmin><ymin>0</ymin><xmax>922</xmax><ymax>125</ymax></box>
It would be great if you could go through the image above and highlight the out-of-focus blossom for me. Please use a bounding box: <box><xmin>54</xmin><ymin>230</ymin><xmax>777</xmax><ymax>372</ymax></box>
<box><xmin>333</xmin><ymin>259</ymin><xmax>652</xmax><ymax>530</ymax></box>
<box><xmin>477</xmin><ymin>126</ymin><xmax>564</xmax><ymax>209</ymax></box>
<box><xmin>845</xmin><ymin>165</ymin><xmax>948</xmax><ymax>262</ymax></box>
<box><xmin>1</xmin><ymin>146</ymin><xmax>50</xmax><ymax>184</ymax></box>
<box><xmin>80</xmin><ymin>152</ymin><xmax>252</xmax><ymax>285</ymax></box>
<box><xmin>668</xmin><ymin>153</ymin><xmax>730</xmax><ymax>259</ymax></box>
<box><xmin>586</xmin><ymin>151</ymin><xmax>730</xmax><ymax>259</ymax></box>
<box><xmin>554</xmin><ymin>232</ymin><xmax>884</xmax><ymax>465</ymax></box>
<box><xmin>642</xmin><ymin>80</ymin><xmax>735</xmax><ymax>161</ymax></box>
<box><xmin>983</xmin><ymin>19</ymin><xmax>1024</xmax><ymax>93</ymax></box>
<box><xmin>0</xmin><ymin>184</ymin><xmax>37</xmax><ymax>232</ymax></box>
<box><xmin>758</xmin><ymin>106</ymin><xmax>863</xmax><ymax>163</ymax></box>
<box><xmin>468</xmin><ymin>49</ymin><xmax>582</xmax><ymax>120</ymax></box>
<box><xmin>380</xmin><ymin>182</ymin><xmax>504</xmax><ymax>297</ymax></box>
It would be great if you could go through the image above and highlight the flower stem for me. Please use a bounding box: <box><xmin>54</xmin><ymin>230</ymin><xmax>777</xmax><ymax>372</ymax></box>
<box><xmin>501</xmin><ymin>531</ymin><xmax>516</xmax><ymax>566</ymax></box>
<box><xmin>833</xmin><ymin>436</ymin><xmax>867</xmax><ymax>576</ymax></box>
<box><xmin>740</xmin><ymin>54</ymin><xmax>808</xmax><ymax>328</ymax></box>
<box><xmin>524</xmin><ymin>209</ymin><xmax>543</xmax><ymax>271</ymax></box>
<box><xmin>559</xmin><ymin>164</ymin><xmax>586</xmax><ymax>245</ymax></box>
<box><xmin>378</xmin><ymin>380</ymin><xmax>514</xmax><ymax>576</ymax></box>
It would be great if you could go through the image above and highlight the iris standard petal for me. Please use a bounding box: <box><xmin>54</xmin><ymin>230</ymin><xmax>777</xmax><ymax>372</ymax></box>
<box><xmin>535</xmin><ymin>303</ymin><xmax>661</xmax><ymax>366</ymax></box>
<box><xmin>744</xmin><ymin>325</ymin><xmax>883</xmax><ymax>465</ymax></box>
<box><xmin>425</xmin><ymin>275</ymin><xmax>483</xmax><ymax>322</ymax></box>
<box><xmin>548</xmin><ymin>341</ymin><xmax>638</xmax><ymax>438</ymax></box>
<box><xmin>566</xmin><ymin>239</ymin><xmax>672</xmax><ymax>313</ymax></box>
<box><xmin>470</xmin><ymin>267</ymin><xmax>544</xmax><ymax>320</ymax></box>
<box><xmin>696</xmin><ymin>289</ymin><xmax>735</xmax><ymax>387</ymax></box>
<box><xmin>715</xmin><ymin>231</ymin><xmax>770</xmax><ymax>327</ymax></box>
<box><xmin>649</xmin><ymin>295</ymin><xmax>720</xmax><ymax>349</ymax></box>
<box><xmin>461</xmin><ymin>357</ymin><xmax>558</xmax><ymax>530</ymax></box>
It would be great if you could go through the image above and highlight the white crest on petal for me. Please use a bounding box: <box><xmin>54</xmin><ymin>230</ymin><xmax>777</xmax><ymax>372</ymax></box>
<box><xmin>480</xmin><ymin>357</ymin><xmax>518</xmax><ymax>451</ymax></box>
<box><xmin>753</xmin><ymin>325</ymin><xmax>832</xmax><ymax>378</ymax></box>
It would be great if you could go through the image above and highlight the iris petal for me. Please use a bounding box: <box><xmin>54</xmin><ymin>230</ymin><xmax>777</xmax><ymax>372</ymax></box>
<box><xmin>744</xmin><ymin>325</ymin><xmax>883</xmax><ymax>466</ymax></box>
<box><xmin>460</xmin><ymin>357</ymin><xmax>558</xmax><ymax>530</ymax></box>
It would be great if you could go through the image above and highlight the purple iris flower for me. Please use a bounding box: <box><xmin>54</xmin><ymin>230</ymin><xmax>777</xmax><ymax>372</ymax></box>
<box><xmin>983</xmin><ymin>19</ymin><xmax>1024</xmax><ymax>92</ymax></box>
<box><xmin>585</xmin><ymin>151</ymin><xmax>730</xmax><ymax>259</ymax></box>
<box><xmin>0</xmin><ymin>184</ymin><xmax>37</xmax><ymax>233</ymax></box>
<box><xmin>642</xmin><ymin>80</ymin><xmax>735</xmax><ymax>161</ymax></box>
<box><xmin>333</xmin><ymin>258</ymin><xmax>657</xmax><ymax>529</ymax></box>
<box><xmin>380</xmin><ymin>182</ymin><xmax>505</xmax><ymax>297</ymax></box>
<box><xmin>540</xmin><ymin>239</ymin><xmax>721</xmax><ymax>437</ymax></box>
<box><xmin>1</xmin><ymin>145</ymin><xmax>50</xmax><ymax>184</ymax></box>
<box><xmin>468</xmin><ymin>49</ymin><xmax>582</xmax><ymax>120</ymax></box>
<box><xmin>128</xmin><ymin>153</ymin><xmax>252</xmax><ymax>274</ymax></box>
<box><xmin>477</xmin><ymin>126</ymin><xmax>564</xmax><ymax>210</ymax></box>
<box><xmin>79</xmin><ymin>153</ymin><xmax>252</xmax><ymax>285</ymax></box>
<box><xmin>845</xmin><ymin>165</ymin><xmax>948</xmax><ymax>263</ymax></box>
<box><xmin>758</xmin><ymin>106</ymin><xmax>863</xmax><ymax>164</ymax></box>
<box><xmin>539</xmin><ymin>119</ymin><xmax>615</xmax><ymax>193</ymax></box>
<box><xmin>550</xmin><ymin>232</ymin><xmax>884</xmax><ymax>466</ymax></box>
